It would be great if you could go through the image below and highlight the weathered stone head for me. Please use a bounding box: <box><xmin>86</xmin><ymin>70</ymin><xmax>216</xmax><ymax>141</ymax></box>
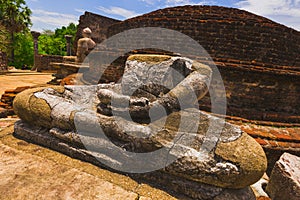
<box><xmin>82</xmin><ymin>27</ymin><xmax>92</xmax><ymax>38</ymax></box>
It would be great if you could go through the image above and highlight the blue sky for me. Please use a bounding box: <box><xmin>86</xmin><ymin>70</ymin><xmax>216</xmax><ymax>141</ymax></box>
<box><xmin>26</xmin><ymin>0</ymin><xmax>300</xmax><ymax>32</ymax></box>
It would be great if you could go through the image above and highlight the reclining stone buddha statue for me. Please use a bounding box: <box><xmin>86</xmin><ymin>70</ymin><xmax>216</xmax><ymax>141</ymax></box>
<box><xmin>13</xmin><ymin>54</ymin><xmax>267</xmax><ymax>192</ymax></box>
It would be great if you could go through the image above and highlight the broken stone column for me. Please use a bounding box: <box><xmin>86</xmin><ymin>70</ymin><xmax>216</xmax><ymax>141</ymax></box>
<box><xmin>65</xmin><ymin>35</ymin><xmax>73</xmax><ymax>56</ymax></box>
<box><xmin>31</xmin><ymin>31</ymin><xmax>41</xmax><ymax>71</ymax></box>
<box><xmin>266</xmin><ymin>153</ymin><xmax>300</xmax><ymax>200</ymax></box>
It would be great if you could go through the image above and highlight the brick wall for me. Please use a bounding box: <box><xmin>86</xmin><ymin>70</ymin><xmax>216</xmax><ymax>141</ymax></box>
<box><xmin>199</xmin><ymin>61</ymin><xmax>300</xmax><ymax>123</ymax></box>
<box><xmin>35</xmin><ymin>54</ymin><xmax>63</xmax><ymax>72</ymax></box>
<box><xmin>74</xmin><ymin>12</ymin><xmax>121</xmax><ymax>53</ymax></box>
<box><xmin>107</xmin><ymin>5</ymin><xmax>300</xmax><ymax>68</ymax></box>
<box><xmin>0</xmin><ymin>52</ymin><xmax>7</xmax><ymax>72</ymax></box>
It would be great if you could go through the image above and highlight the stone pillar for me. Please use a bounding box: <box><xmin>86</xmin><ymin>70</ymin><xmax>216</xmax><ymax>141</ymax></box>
<box><xmin>31</xmin><ymin>31</ymin><xmax>41</xmax><ymax>71</ymax></box>
<box><xmin>65</xmin><ymin>35</ymin><xmax>73</xmax><ymax>56</ymax></box>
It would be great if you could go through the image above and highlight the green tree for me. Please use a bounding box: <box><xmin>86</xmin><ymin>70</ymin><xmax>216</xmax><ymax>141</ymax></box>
<box><xmin>0</xmin><ymin>0</ymin><xmax>32</xmax><ymax>65</ymax></box>
<box><xmin>39</xmin><ymin>23</ymin><xmax>77</xmax><ymax>56</ymax></box>
<box><xmin>38</xmin><ymin>32</ymin><xmax>66</xmax><ymax>55</ymax></box>
<box><xmin>13</xmin><ymin>32</ymin><xmax>33</xmax><ymax>69</ymax></box>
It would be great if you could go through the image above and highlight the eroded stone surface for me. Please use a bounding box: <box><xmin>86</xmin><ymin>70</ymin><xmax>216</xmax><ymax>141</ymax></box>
<box><xmin>13</xmin><ymin>55</ymin><xmax>267</xmax><ymax>194</ymax></box>
<box><xmin>266</xmin><ymin>153</ymin><xmax>300</xmax><ymax>200</ymax></box>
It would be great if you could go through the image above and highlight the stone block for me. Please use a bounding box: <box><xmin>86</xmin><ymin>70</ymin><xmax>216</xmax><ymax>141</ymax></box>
<box><xmin>266</xmin><ymin>153</ymin><xmax>300</xmax><ymax>200</ymax></box>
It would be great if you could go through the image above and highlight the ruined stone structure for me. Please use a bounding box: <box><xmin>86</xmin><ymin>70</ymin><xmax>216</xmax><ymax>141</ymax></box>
<box><xmin>0</xmin><ymin>86</ymin><xmax>31</xmax><ymax>113</ymax></box>
<box><xmin>75</xmin><ymin>5</ymin><xmax>300</xmax><ymax>124</ymax></box>
<box><xmin>30</xmin><ymin>31</ymin><xmax>65</xmax><ymax>72</ymax></box>
<box><xmin>0</xmin><ymin>52</ymin><xmax>7</xmax><ymax>73</ymax></box>
<box><xmin>74</xmin><ymin>12</ymin><xmax>120</xmax><ymax>52</ymax></box>
<box><xmin>35</xmin><ymin>54</ymin><xmax>64</xmax><ymax>72</ymax></box>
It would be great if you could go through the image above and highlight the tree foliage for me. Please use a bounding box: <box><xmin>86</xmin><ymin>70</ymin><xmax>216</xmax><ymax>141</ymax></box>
<box><xmin>13</xmin><ymin>32</ymin><xmax>33</xmax><ymax>69</ymax></box>
<box><xmin>0</xmin><ymin>0</ymin><xmax>32</xmax><ymax>65</ymax></box>
<box><xmin>39</xmin><ymin>23</ymin><xmax>77</xmax><ymax>56</ymax></box>
<box><xmin>0</xmin><ymin>0</ymin><xmax>31</xmax><ymax>32</ymax></box>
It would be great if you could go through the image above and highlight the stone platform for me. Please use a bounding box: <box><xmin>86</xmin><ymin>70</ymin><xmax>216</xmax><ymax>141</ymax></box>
<box><xmin>49</xmin><ymin>62</ymin><xmax>89</xmax><ymax>85</ymax></box>
<box><xmin>0</xmin><ymin>70</ymin><xmax>53</xmax><ymax>97</ymax></box>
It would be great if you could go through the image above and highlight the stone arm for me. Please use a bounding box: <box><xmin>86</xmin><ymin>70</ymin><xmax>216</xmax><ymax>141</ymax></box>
<box><xmin>87</xmin><ymin>39</ymin><xmax>96</xmax><ymax>50</ymax></box>
<box><xmin>97</xmin><ymin>62</ymin><xmax>212</xmax><ymax>122</ymax></box>
<box><xmin>158</xmin><ymin>62</ymin><xmax>212</xmax><ymax>111</ymax></box>
<box><xmin>97</xmin><ymin>89</ymin><xmax>149</xmax><ymax>116</ymax></box>
<box><xmin>139</xmin><ymin>63</ymin><xmax>211</xmax><ymax>121</ymax></box>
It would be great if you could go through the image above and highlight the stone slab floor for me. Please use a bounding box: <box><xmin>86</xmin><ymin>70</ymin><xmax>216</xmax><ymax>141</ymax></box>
<box><xmin>0</xmin><ymin>71</ymin><xmax>179</xmax><ymax>200</ymax></box>
<box><xmin>0</xmin><ymin>120</ymin><xmax>177</xmax><ymax>200</ymax></box>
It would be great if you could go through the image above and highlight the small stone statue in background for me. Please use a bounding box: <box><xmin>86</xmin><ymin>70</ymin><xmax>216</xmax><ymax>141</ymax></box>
<box><xmin>76</xmin><ymin>27</ymin><xmax>96</xmax><ymax>63</ymax></box>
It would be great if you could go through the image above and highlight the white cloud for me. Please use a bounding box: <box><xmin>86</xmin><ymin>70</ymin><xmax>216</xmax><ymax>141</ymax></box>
<box><xmin>139</xmin><ymin>0</ymin><xmax>158</xmax><ymax>5</ymax></box>
<box><xmin>236</xmin><ymin>0</ymin><xmax>300</xmax><ymax>30</ymax></box>
<box><xmin>30</xmin><ymin>9</ymin><xmax>78</xmax><ymax>31</ymax></box>
<box><xmin>165</xmin><ymin>0</ymin><xmax>196</xmax><ymax>6</ymax></box>
<box><xmin>139</xmin><ymin>0</ymin><xmax>215</xmax><ymax>6</ymax></box>
<box><xmin>97</xmin><ymin>6</ymin><xmax>140</xmax><ymax>19</ymax></box>
<box><xmin>75</xmin><ymin>8</ymin><xmax>85</xmax><ymax>14</ymax></box>
<box><xmin>159</xmin><ymin>0</ymin><xmax>214</xmax><ymax>6</ymax></box>
<box><xmin>137</xmin><ymin>0</ymin><xmax>300</xmax><ymax>30</ymax></box>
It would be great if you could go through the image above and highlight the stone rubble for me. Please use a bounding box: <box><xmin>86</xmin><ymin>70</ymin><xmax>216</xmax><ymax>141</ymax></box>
<box><xmin>266</xmin><ymin>153</ymin><xmax>300</xmax><ymax>200</ymax></box>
